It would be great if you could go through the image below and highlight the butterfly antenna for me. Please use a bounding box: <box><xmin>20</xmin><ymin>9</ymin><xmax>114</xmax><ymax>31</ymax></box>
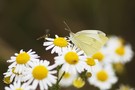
<box><xmin>63</xmin><ymin>21</ymin><xmax>72</xmax><ymax>32</ymax></box>
<box><xmin>36</xmin><ymin>29</ymin><xmax>50</xmax><ymax>40</ymax></box>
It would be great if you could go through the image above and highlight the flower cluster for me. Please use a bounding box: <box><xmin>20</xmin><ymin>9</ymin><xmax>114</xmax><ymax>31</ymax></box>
<box><xmin>3</xmin><ymin>34</ymin><xmax>134</xmax><ymax>90</ymax></box>
<box><xmin>4</xmin><ymin>50</ymin><xmax>57</xmax><ymax>90</ymax></box>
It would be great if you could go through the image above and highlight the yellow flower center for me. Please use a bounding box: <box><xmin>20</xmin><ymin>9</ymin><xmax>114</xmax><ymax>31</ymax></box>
<box><xmin>3</xmin><ymin>76</ymin><xmax>11</xmax><ymax>84</ymax></box>
<box><xmin>63</xmin><ymin>72</ymin><xmax>71</xmax><ymax>79</ymax></box>
<box><xmin>86</xmin><ymin>72</ymin><xmax>92</xmax><ymax>78</ymax></box>
<box><xmin>73</xmin><ymin>77</ymin><xmax>85</xmax><ymax>88</ymax></box>
<box><xmin>16</xmin><ymin>52</ymin><xmax>30</xmax><ymax>64</ymax></box>
<box><xmin>115</xmin><ymin>46</ymin><xmax>125</xmax><ymax>56</ymax></box>
<box><xmin>92</xmin><ymin>52</ymin><xmax>104</xmax><ymax>61</ymax></box>
<box><xmin>53</xmin><ymin>37</ymin><xmax>68</xmax><ymax>47</ymax></box>
<box><xmin>113</xmin><ymin>63</ymin><xmax>124</xmax><ymax>74</ymax></box>
<box><xmin>96</xmin><ymin>70</ymin><xmax>108</xmax><ymax>82</ymax></box>
<box><xmin>32</xmin><ymin>65</ymin><xmax>48</xmax><ymax>80</ymax></box>
<box><xmin>64</xmin><ymin>52</ymin><xmax>79</xmax><ymax>64</ymax></box>
<box><xmin>86</xmin><ymin>58</ymin><xmax>95</xmax><ymax>66</ymax></box>
<box><xmin>16</xmin><ymin>88</ymin><xmax>23</xmax><ymax>90</ymax></box>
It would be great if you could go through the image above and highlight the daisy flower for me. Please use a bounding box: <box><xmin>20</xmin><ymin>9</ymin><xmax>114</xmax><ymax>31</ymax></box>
<box><xmin>43</xmin><ymin>35</ymin><xmax>70</xmax><ymax>54</ymax></box>
<box><xmin>84</xmin><ymin>57</ymin><xmax>99</xmax><ymax>73</ymax></box>
<box><xmin>105</xmin><ymin>36</ymin><xmax>134</xmax><ymax>63</ymax></box>
<box><xmin>88</xmin><ymin>64</ymin><xmax>118</xmax><ymax>90</ymax></box>
<box><xmin>7</xmin><ymin>49</ymin><xmax>39</xmax><ymax>74</ymax></box>
<box><xmin>3</xmin><ymin>67</ymin><xmax>24</xmax><ymax>84</ymax></box>
<box><xmin>92</xmin><ymin>47</ymin><xmax>113</xmax><ymax>65</ymax></box>
<box><xmin>54</xmin><ymin>46</ymin><xmax>87</xmax><ymax>74</ymax></box>
<box><xmin>23</xmin><ymin>60</ymin><xmax>57</xmax><ymax>90</ymax></box>
<box><xmin>113</xmin><ymin>62</ymin><xmax>125</xmax><ymax>74</ymax></box>
<box><xmin>73</xmin><ymin>77</ymin><xmax>85</xmax><ymax>88</ymax></box>
<box><xmin>5</xmin><ymin>80</ymin><xmax>32</xmax><ymax>90</ymax></box>
<box><xmin>113</xmin><ymin>44</ymin><xmax>133</xmax><ymax>63</ymax></box>
<box><xmin>107</xmin><ymin>43</ymin><xmax>133</xmax><ymax>63</ymax></box>
<box><xmin>59</xmin><ymin>69</ymin><xmax>77</xmax><ymax>87</ymax></box>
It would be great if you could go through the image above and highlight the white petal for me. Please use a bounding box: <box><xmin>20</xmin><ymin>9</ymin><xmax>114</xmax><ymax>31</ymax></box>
<box><xmin>55</xmin><ymin>35</ymin><xmax>59</xmax><ymax>38</ymax></box>
<box><xmin>46</xmin><ymin>45</ymin><xmax>54</xmax><ymax>50</ymax></box>
<box><xmin>43</xmin><ymin>42</ymin><xmax>53</xmax><ymax>46</ymax></box>
<box><xmin>8</xmin><ymin>62</ymin><xmax>16</xmax><ymax>68</ymax></box>
<box><xmin>39</xmin><ymin>80</ymin><xmax>44</xmax><ymax>90</ymax></box>
<box><xmin>51</xmin><ymin>46</ymin><xmax>57</xmax><ymax>54</ymax></box>
<box><xmin>32</xmin><ymin>80</ymin><xmax>39</xmax><ymax>89</ymax></box>
<box><xmin>46</xmin><ymin>38</ymin><xmax>54</xmax><ymax>41</ymax></box>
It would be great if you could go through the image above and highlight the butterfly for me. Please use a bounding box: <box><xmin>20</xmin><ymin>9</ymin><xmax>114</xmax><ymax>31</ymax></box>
<box><xmin>64</xmin><ymin>21</ymin><xmax>108</xmax><ymax>56</ymax></box>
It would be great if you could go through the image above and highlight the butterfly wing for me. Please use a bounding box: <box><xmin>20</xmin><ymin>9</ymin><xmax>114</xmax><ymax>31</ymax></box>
<box><xmin>70</xmin><ymin>30</ymin><xmax>108</xmax><ymax>56</ymax></box>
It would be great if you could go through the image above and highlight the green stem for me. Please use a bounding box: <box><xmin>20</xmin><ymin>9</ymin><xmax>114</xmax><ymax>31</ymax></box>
<box><xmin>57</xmin><ymin>71</ymin><xmax>65</xmax><ymax>84</ymax></box>
<box><xmin>80</xmin><ymin>70</ymin><xmax>87</xmax><ymax>80</ymax></box>
<box><xmin>49</xmin><ymin>66</ymin><xmax>65</xmax><ymax>90</ymax></box>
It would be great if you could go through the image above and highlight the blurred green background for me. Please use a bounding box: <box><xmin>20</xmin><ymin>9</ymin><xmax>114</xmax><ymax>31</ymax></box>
<box><xmin>0</xmin><ymin>0</ymin><xmax>135</xmax><ymax>90</ymax></box>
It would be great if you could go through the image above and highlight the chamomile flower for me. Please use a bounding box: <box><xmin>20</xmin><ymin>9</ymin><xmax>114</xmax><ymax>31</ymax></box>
<box><xmin>106</xmin><ymin>36</ymin><xmax>134</xmax><ymax>63</ymax></box>
<box><xmin>91</xmin><ymin>46</ymin><xmax>114</xmax><ymax>65</ymax></box>
<box><xmin>113</xmin><ymin>62</ymin><xmax>125</xmax><ymax>74</ymax></box>
<box><xmin>3</xmin><ymin>67</ymin><xmax>24</xmax><ymax>84</ymax></box>
<box><xmin>84</xmin><ymin>57</ymin><xmax>99</xmax><ymax>73</ymax></box>
<box><xmin>7</xmin><ymin>49</ymin><xmax>39</xmax><ymax>74</ymax></box>
<box><xmin>88</xmin><ymin>64</ymin><xmax>118</xmax><ymax>90</ymax></box>
<box><xmin>59</xmin><ymin>69</ymin><xmax>77</xmax><ymax>87</ymax></box>
<box><xmin>5</xmin><ymin>80</ymin><xmax>32</xmax><ymax>90</ymax></box>
<box><xmin>108</xmin><ymin>44</ymin><xmax>133</xmax><ymax>64</ymax></box>
<box><xmin>54</xmin><ymin>46</ymin><xmax>86</xmax><ymax>74</ymax></box>
<box><xmin>23</xmin><ymin>60</ymin><xmax>57</xmax><ymax>90</ymax></box>
<box><xmin>73</xmin><ymin>77</ymin><xmax>85</xmax><ymax>88</ymax></box>
<box><xmin>43</xmin><ymin>35</ymin><xmax>70</xmax><ymax>54</ymax></box>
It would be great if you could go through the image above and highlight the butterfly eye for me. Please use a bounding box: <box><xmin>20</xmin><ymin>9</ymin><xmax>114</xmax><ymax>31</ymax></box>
<box><xmin>97</xmin><ymin>31</ymin><xmax>102</xmax><ymax>34</ymax></box>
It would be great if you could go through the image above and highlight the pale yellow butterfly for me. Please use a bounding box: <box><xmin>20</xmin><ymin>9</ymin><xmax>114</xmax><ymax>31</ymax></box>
<box><xmin>64</xmin><ymin>21</ymin><xmax>108</xmax><ymax>56</ymax></box>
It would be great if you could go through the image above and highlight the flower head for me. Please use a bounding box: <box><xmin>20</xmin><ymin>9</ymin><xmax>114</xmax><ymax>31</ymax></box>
<box><xmin>54</xmin><ymin>46</ymin><xmax>86</xmax><ymax>74</ymax></box>
<box><xmin>73</xmin><ymin>77</ymin><xmax>85</xmax><ymax>88</ymax></box>
<box><xmin>91</xmin><ymin>46</ymin><xmax>115</xmax><ymax>65</ymax></box>
<box><xmin>23</xmin><ymin>60</ymin><xmax>57</xmax><ymax>90</ymax></box>
<box><xmin>59</xmin><ymin>69</ymin><xmax>77</xmax><ymax>87</ymax></box>
<box><xmin>88</xmin><ymin>64</ymin><xmax>118</xmax><ymax>90</ymax></box>
<box><xmin>7</xmin><ymin>49</ymin><xmax>39</xmax><ymax>74</ymax></box>
<box><xmin>5</xmin><ymin>80</ymin><xmax>32</xmax><ymax>90</ymax></box>
<box><xmin>3</xmin><ymin>67</ymin><xmax>24</xmax><ymax>84</ymax></box>
<box><xmin>84</xmin><ymin>57</ymin><xmax>99</xmax><ymax>73</ymax></box>
<box><xmin>43</xmin><ymin>35</ymin><xmax>70</xmax><ymax>54</ymax></box>
<box><xmin>106</xmin><ymin>36</ymin><xmax>134</xmax><ymax>64</ymax></box>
